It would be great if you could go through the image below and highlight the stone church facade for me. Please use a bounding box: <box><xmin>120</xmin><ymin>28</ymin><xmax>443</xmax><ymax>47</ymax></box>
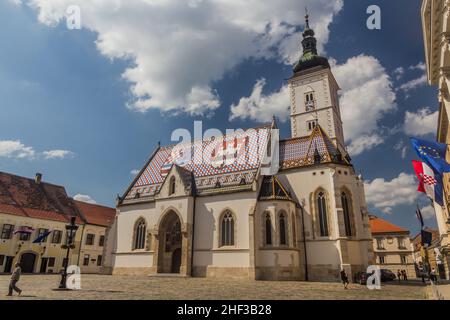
<box><xmin>111</xmin><ymin>15</ymin><xmax>372</xmax><ymax>282</ymax></box>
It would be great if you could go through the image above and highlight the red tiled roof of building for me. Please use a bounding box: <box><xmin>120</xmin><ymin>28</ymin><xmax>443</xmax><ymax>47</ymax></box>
<box><xmin>369</xmin><ymin>215</ymin><xmax>409</xmax><ymax>234</ymax></box>
<box><xmin>74</xmin><ymin>200</ymin><xmax>115</xmax><ymax>227</ymax></box>
<box><xmin>0</xmin><ymin>171</ymin><xmax>80</xmax><ymax>222</ymax></box>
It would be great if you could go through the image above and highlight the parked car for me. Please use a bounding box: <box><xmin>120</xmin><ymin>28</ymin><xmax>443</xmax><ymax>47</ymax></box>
<box><xmin>355</xmin><ymin>269</ymin><xmax>396</xmax><ymax>285</ymax></box>
<box><xmin>380</xmin><ymin>269</ymin><xmax>396</xmax><ymax>282</ymax></box>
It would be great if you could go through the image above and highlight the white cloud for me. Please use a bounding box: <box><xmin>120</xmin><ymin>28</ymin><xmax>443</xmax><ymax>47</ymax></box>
<box><xmin>398</xmin><ymin>74</ymin><xmax>427</xmax><ymax>93</ymax></box>
<box><xmin>420</xmin><ymin>205</ymin><xmax>436</xmax><ymax>220</ymax></box>
<box><xmin>130</xmin><ymin>169</ymin><xmax>140</xmax><ymax>176</ymax></box>
<box><xmin>409</xmin><ymin>62</ymin><xmax>426</xmax><ymax>71</ymax></box>
<box><xmin>73</xmin><ymin>194</ymin><xmax>97</xmax><ymax>204</ymax></box>
<box><xmin>229</xmin><ymin>79</ymin><xmax>290</xmax><ymax>122</ymax></box>
<box><xmin>394</xmin><ymin>140</ymin><xmax>407</xmax><ymax>159</ymax></box>
<box><xmin>8</xmin><ymin>0</ymin><xmax>22</xmax><ymax>5</ymax></box>
<box><xmin>393</xmin><ymin>67</ymin><xmax>404</xmax><ymax>80</ymax></box>
<box><xmin>0</xmin><ymin>140</ymin><xmax>74</xmax><ymax>160</ymax></box>
<box><xmin>43</xmin><ymin>149</ymin><xmax>74</xmax><ymax>159</ymax></box>
<box><xmin>364</xmin><ymin>173</ymin><xmax>418</xmax><ymax>214</ymax></box>
<box><xmin>404</xmin><ymin>107</ymin><xmax>438</xmax><ymax>136</ymax></box>
<box><xmin>23</xmin><ymin>0</ymin><xmax>343</xmax><ymax>116</ymax></box>
<box><xmin>347</xmin><ymin>134</ymin><xmax>383</xmax><ymax>156</ymax></box>
<box><xmin>332</xmin><ymin>55</ymin><xmax>397</xmax><ymax>155</ymax></box>
<box><xmin>0</xmin><ymin>140</ymin><xmax>35</xmax><ymax>159</ymax></box>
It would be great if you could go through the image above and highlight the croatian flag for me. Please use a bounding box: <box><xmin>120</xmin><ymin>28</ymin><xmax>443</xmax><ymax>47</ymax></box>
<box><xmin>13</xmin><ymin>226</ymin><xmax>35</xmax><ymax>235</ymax></box>
<box><xmin>412</xmin><ymin>160</ymin><xmax>444</xmax><ymax>206</ymax></box>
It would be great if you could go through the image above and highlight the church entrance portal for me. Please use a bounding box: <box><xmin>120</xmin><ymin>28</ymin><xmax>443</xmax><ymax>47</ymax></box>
<box><xmin>157</xmin><ymin>211</ymin><xmax>183</xmax><ymax>274</ymax></box>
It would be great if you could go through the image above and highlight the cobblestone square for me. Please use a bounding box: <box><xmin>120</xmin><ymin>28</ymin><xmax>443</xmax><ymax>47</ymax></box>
<box><xmin>0</xmin><ymin>275</ymin><xmax>428</xmax><ymax>300</ymax></box>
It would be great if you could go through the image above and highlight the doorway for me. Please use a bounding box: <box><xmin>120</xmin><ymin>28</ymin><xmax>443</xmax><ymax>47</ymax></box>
<box><xmin>4</xmin><ymin>256</ymin><xmax>14</xmax><ymax>273</ymax></box>
<box><xmin>40</xmin><ymin>257</ymin><xmax>48</xmax><ymax>273</ymax></box>
<box><xmin>20</xmin><ymin>252</ymin><xmax>37</xmax><ymax>273</ymax></box>
<box><xmin>157</xmin><ymin>210</ymin><xmax>183</xmax><ymax>274</ymax></box>
<box><xmin>171</xmin><ymin>248</ymin><xmax>182</xmax><ymax>273</ymax></box>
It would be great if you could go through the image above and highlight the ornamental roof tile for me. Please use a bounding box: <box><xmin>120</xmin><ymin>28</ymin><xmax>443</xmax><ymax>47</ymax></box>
<box><xmin>122</xmin><ymin>124</ymin><xmax>344</xmax><ymax>202</ymax></box>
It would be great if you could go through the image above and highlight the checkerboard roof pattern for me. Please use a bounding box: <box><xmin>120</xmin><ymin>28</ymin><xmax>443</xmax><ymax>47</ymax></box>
<box><xmin>279</xmin><ymin>125</ymin><xmax>337</xmax><ymax>169</ymax></box>
<box><xmin>125</xmin><ymin>125</ymin><xmax>340</xmax><ymax>200</ymax></box>
<box><xmin>126</xmin><ymin>127</ymin><xmax>270</xmax><ymax>198</ymax></box>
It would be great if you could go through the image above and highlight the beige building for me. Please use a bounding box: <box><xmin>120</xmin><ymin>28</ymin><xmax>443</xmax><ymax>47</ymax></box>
<box><xmin>74</xmin><ymin>200</ymin><xmax>116</xmax><ymax>274</ymax></box>
<box><xmin>369</xmin><ymin>216</ymin><xmax>415</xmax><ymax>278</ymax></box>
<box><xmin>111</xmin><ymin>15</ymin><xmax>373</xmax><ymax>282</ymax></box>
<box><xmin>421</xmin><ymin>0</ymin><xmax>450</xmax><ymax>279</ymax></box>
<box><xmin>0</xmin><ymin>171</ymin><xmax>115</xmax><ymax>275</ymax></box>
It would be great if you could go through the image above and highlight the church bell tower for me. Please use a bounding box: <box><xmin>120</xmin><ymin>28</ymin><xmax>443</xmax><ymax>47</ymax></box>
<box><xmin>289</xmin><ymin>13</ymin><xmax>346</xmax><ymax>153</ymax></box>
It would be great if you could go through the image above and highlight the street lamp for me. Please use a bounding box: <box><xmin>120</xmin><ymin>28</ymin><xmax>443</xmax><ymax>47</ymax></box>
<box><xmin>58</xmin><ymin>216</ymin><xmax>79</xmax><ymax>289</ymax></box>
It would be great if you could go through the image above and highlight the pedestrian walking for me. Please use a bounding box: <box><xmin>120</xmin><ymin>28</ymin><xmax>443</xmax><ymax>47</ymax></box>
<box><xmin>430</xmin><ymin>268</ymin><xmax>438</xmax><ymax>283</ymax></box>
<box><xmin>402</xmin><ymin>270</ymin><xmax>408</xmax><ymax>281</ymax></box>
<box><xmin>6</xmin><ymin>263</ymin><xmax>22</xmax><ymax>297</ymax></box>
<box><xmin>340</xmin><ymin>269</ymin><xmax>349</xmax><ymax>289</ymax></box>
<box><xmin>397</xmin><ymin>270</ymin><xmax>401</xmax><ymax>283</ymax></box>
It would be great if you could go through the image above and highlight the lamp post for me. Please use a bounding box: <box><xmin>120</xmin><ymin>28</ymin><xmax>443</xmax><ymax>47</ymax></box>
<box><xmin>58</xmin><ymin>216</ymin><xmax>79</xmax><ymax>289</ymax></box>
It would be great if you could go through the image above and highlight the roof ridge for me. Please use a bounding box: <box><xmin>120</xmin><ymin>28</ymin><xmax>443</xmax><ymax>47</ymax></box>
<box><xmin>72</xmin><ymin>199</ymin><xmax>114</xmax><ymax>210</ymax></box>
<box><xmin>0</xmin><ymin>171</ymin><xmax>65</xmax><ymax>189</ymax></box>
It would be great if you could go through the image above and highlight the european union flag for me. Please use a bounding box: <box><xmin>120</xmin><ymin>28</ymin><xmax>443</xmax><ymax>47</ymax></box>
<box><xmin>410</xmin><ymin>138</ymin><xmax>450</xmax><ymax>175</ymax></box>
<box><xmin>32</xmin><ymin>230</ymin><xmax>52</xmax><ymax>244</ymax></box>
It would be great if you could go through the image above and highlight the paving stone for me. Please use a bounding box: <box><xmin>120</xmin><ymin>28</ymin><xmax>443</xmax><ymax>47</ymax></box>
<box><xmin>0</xmin><ymin>275</ymin><xmax>427</xmax><ymax>300</ymax></box>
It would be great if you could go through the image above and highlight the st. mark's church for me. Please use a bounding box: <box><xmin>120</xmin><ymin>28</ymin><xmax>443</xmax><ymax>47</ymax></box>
<box><xmin>110</xmin><ymin>15</ymin><xmax>373</xmax><ymax>281</ymax></box>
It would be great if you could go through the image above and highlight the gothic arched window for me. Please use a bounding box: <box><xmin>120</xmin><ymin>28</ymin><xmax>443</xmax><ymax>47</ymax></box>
<box><xmin>265</xmin><ymin>213</ymin><xmax>272</xmax><ymax>246</ymax></box>
<box><xmin>220</xmin><ymin>211</ymin><xmax>234</xmax><ymax>246</ymax></box>
<box><xmin>341</xmin><ymin>192</ymin><xmax>353</xmax><ymax>237</ymax></box>
<box><xmin>317</xmin><ymin>192</ymin><xmax>329</xmax><ymax>237</ymax></box>
<box><xmin>133</xmin><ymin>218</ymin><xmax>147</xmax><ymax>250</ymax></box>
<box><xmin>169</xmin><ymin>176</ymin><xmax>176</xmax><ymax>195</ymax></box>
<box><xmin>279</xmin><ymin>212</ymin><xmax>288</xmax><ymax>245</ymax></box>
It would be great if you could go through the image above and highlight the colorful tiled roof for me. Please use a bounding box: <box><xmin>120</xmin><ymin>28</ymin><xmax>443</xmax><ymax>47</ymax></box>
<box><xmin>74</xmin><ymin>200</ymin><xmax>115</xmax><ymax>227</ymax></box>
<box><xmin>125</xmin><ymin>126</ymin><xmax>270</xmax><ymax>199</ymax></box>
<box><xmin>369</xmin><ymin>215</ymin><xmax>409</xmax><ymax>234</ymax></box>
<box><xmin>123</xmin><ymin>124</ymin><xmax>345</xmax><ymax>201</ymax></box>
<box><xmin>0</xmin><ymin>171</ymin><xmax>80</xmax><ymax>222</ymax></box>
<box><xmin>280</xmin><ymin>125</ymin><xmax>339</xmax><ymax>170</ymax></box>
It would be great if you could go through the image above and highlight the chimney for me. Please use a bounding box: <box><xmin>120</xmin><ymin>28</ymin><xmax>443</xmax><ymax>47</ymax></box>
<box><xmin>35</xmin><ymin>173</ymin><xmax>42</xmax><ymax>184</ymax></box>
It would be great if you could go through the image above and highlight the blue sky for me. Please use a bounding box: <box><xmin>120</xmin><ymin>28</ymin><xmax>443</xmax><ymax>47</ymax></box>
<box><xmin>0</xmin><ymin>0</ymin><xmax>438</xmax><ymax>235</ymax></box>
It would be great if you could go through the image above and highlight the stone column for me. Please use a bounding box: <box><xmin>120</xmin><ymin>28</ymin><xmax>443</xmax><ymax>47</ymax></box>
<box><xmin>248</xmin><ymin>205</ymin><xmax>256</xmax><ymax>280</ymax></box>
<box><xmin>180</xmin><ymin>223</ymin><xmax>192</xmax><ymax>277</ymax></box>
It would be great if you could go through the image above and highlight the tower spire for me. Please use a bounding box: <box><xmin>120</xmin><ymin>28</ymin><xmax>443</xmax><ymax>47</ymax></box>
<box><xmin>305</xmin><ymin>7</ymin><xmax>310</xmax><ymax>29</ymax></box>
<box><xmin>292</xmin><ymin>10</ymin><xmax>330</xmax><ymax>73</ymax></box>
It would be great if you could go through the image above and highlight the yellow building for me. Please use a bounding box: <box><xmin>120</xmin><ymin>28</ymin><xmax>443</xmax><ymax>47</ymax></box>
<box><xmin>421</xmin><ymin>0</ymin><xmax>450</xmax><ymax>279</ymax></box>
<box><xmin>74</xmin><ymin>200</ymin><xmax>116</xmax><ymax>274</ymax></box>
<box><xmin>0</xmin><ymin>171</ymin><xmax>115</xmax><ymax>274</ymax></box>
<box><xmin>369</xmin><ymin>215</ymin><xmax>416</xmax><ymax>278</ymax></box>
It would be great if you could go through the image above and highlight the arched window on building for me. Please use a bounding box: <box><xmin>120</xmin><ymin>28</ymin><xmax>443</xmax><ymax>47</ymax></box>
<box><xmin>265</xmin><ymin>213</ymin><xmax>272</xmax><ymax>246</ymax></box>
<box><xmin>305</xmin><ymin>92</ymin><xmax>315</xmax><ymax>111</ymax></box>
<box><xmin>220</xmin><ymin>211</ymin><xmax>234</xmax><ymax>246</ymax></box>
<box><xmin>279</xmin><ymin>212</ymin><xmax>288</xmax><ymax>245</ymax></box>
<box><xmin>169</xmin><ymin>176</ymin><xmax>176</xmax><ymax>195</ymax></box>
<box><xmin>341</xmin><ymin>192</ymin><xmax>353</xmax><ymax>237</ymax></box>
<box><xmin>317</xmin><ymin>192</ymin><xmax>329</xmax><ymax>237</ymax></box>
<box><xmin>133</xmin><ymin>218</ymin><xmax>147</xmax><ymax>250</ymax></box>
